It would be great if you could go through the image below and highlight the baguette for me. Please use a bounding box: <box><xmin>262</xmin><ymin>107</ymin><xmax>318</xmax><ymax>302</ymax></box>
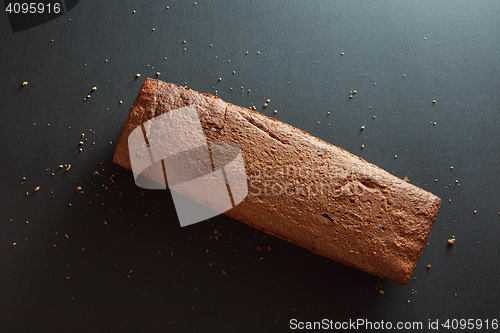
<box><xmin>114</xmin><ymin>78</ymin><xmax>440</xmax><ymax>285</ymax></box>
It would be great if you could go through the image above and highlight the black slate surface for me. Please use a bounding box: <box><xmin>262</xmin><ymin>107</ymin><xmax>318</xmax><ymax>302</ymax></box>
<box><xmin>1</xmin><ymin>1</ymin><xmax>499</xmax><ymax>332</ymax></box>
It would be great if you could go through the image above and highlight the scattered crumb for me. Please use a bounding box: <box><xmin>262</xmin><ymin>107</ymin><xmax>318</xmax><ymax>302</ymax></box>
<box><xmin>34</xmin><ymin>186</ymin><xmax>40</xmax><ymax>193</ymax></box>
<box><xmin>92</xmin><ymin>87</ymin><xmax>97</xmax><ymax>91</ymax></box>
<box><xmin>474</xmin><ymin>210</ymin><xmax>477</xmax><ymax>214</ymax></box>
<box><xmin>341</xmin><ymin>52</ymin><xmax>344</xmax><ymax>56</ymax></box>
<box><xmin>403</xmin><ymin>176</ymin><xmax>409</xmax><ymax>182</ymax></box>
<box><xmin>379</xmin><ymin>290</ymin><xmax>384</xmax><ymax>295</ymax></box>
<box><xmin>273</xmin><ymin>110</ymin><xmax>277</xmax><ymax>114</ymax></box>
<box><xmin>222</xmin><ymin>270</ymin><xmax>227</xmax><ymax>276</ymax></box>
<box><xmin>361</xmin><ymin>126</ymin><xmax>365</xmax><ymax>130</ymax></box>
<box><xmin>448</xmin><ymin>238</ymin><xmax>455</xmax><ymax>245</ymax></box>
<box><xmin>432</xmin><ymin>100</ymin><xmax>436</xmax><ymax>103</ymax></box>
<box><xmin>426</xmin><ymin>264</ymin><xmax>431</xmax><ymax>269</ymax></box>
<box><xmin>12</xmin><ymin>242</ymin><xmax>17</xmax><ymax>247</ymax></box>
<box><xmin>373</xmin><ymin>83</ymin><xmax>376</xmax><ymax>86</ymax></box>
<box><xmin>136</xmin><ymin>74</ymin><xmax>141</xmax><ymax>78</ymax></box>
<box><xmin>66</xmin><ymin>164</ymin><xmax>71</xmax><ymax>171</ymax></box>
<box><xmin>22</xmin><ymin>81</ymin><xmax>28</xmax><ymax>86</ymax></box>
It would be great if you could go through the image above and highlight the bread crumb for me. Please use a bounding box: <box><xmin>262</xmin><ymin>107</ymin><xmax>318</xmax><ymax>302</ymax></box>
<box><xmin>403</xmin><ymin>176</ymin><xmax>409</xmax><ymax>182</ymax></box>
<box><xmin>379</xmin><ymin>290</ymin><xmax>384</xmax><ymax>295</ymax></box>
<box><xmin>92</xmin><ymin>87</ymin><xmax>97</xmax><ymax>91</ymax></box>
<box><xmin>12</xmin><ymin>242</ymin><xmax>17</xmax><ymax>247</ymax></box>
<box><xmin>341</xmin><ymin>52</ymin><xmax>344</xmax><ymax>56</ymax></box>
<box><xmin>22</xmin><ymin>81</ymin><xmax>28</xmax><ymax>86</ymax></box>
<box><xmin>136</xmin><ymin>74</ymin><xmax>141</xmax><ymax>78</ymax></box>
<box><xmin>273</xmin><ymin>110</ymin><xmax>277</xmax><ymax>114</ymax></box>
<box><xmin>448</xmin><ymin>238</ymin><xmax>455</xmax><ymax>245</ymax></box>
<box><xmin>34</xmin><ymin>186</ymin><xmax>40</xmax><ymax>192</ymax></box>
<box><xmin>373</xmin><ymin>83</ymin><xmax>376</xmax><ymax>86</ymax></box>
<box><xmin>432</xmin><ymin>100</ymin><xmax>436</xmax><ymax>103</ymax></box>
<box><xmin>361</xmin><ymin>126</ymin><xmax>365</xmax><ymax>130</ymax></box>
<box><xmin>426</xmin><ymin>264</ymin><xmax>431</xmax><ymax>269</ymax></box>
<box><xmin>474</xmin><ymin>210</ymin><xmax>477</xmax><ymax>214</ymax></box>
<box><xmin>66</xmin><ymin>164</ymin><xmax>71</xmax><ymax>171</ymax></box>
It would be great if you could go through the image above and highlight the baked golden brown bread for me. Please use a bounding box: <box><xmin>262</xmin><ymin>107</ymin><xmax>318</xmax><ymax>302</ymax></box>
<box><xmin>114</xmin><ymin>78</ymin><xmax>441</xmax><ymax>285</ymax></box>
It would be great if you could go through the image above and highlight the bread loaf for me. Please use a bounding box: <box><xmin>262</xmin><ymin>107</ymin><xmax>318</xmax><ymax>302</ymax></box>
<box><xmin>114</xmin><ymin>78</ymin><xmax>440</xmax><ymax>285</ymax></box>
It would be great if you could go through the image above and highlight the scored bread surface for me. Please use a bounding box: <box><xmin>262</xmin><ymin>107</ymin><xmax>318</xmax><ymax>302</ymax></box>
<box><xmin>114</xmin><ymin>78</ymin><xmax>441</xmax><ymax>285</ymax></box>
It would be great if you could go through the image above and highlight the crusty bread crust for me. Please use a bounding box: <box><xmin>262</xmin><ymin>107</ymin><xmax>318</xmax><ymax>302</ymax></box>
<box><xmin>114</xmin><ymin>78</ymin><xmax>440</xmax><ymax>285</ymax></box>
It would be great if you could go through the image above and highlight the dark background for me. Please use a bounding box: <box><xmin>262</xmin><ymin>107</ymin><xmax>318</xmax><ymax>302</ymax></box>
<box><xmin>1</xmin><ymin>1</ymin><xmax>499</xmax><ymax>332</ymax></box>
